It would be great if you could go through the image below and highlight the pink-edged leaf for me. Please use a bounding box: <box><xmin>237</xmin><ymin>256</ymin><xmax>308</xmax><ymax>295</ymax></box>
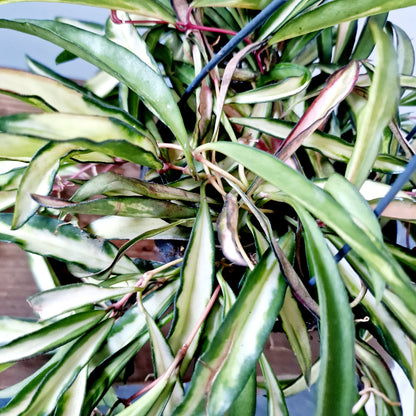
<box><xmin>276</xmin><ymin>61</ymin><xmax>359</xmax><ymax>161</ymax></box>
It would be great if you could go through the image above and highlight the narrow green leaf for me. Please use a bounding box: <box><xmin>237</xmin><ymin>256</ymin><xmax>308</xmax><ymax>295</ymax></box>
<box><xmin>230</xmin><ymin>117</ymin><xmax>406</xmax><ymax>174</ymax></box>
<box><xmin>55</xmin><ymin>365</ymin><xmax>88</xmax><ymax>416</ymax></box>
<box><xmin>280</xmin><ymin>287</ymin><xmax>312</xmax><ymax>385</ymax></box>
<box><xmin>140</xmin><ymin>302</ymin><xmax>175</xmax><ymax>374</ymax></box>
<box><xmin>0</xmin><ymin>113</ymin><xmax>161</xmax><ymax>168</ymax></box>
<box><xmin>226</xmin><ymin>64</ymin><xmax>310</xmax><ymax>104</ymax></box>
<box><xmin>0</xmin><ymin>18</ymin><xmax>194</xmax><ymax>172</ymax></box>
<box><xmin>19</xmin><ymin>319</ymin><xmax>113</xmax><ymax>416</ymax></box>
<box><xmin>353</xmin><ymin>14</ymin><xmax>388</xmax><ymax>60</ymax></box>
<box><xmin>28</xmin><ymin>284</ymin><xmax>138</xmax><ymax>320</ymax></box>
<box><xmin>198</xmin><ymin>142</ymin><xmax>416</xmax><ymax>315</ymax></box>
<box><xmin>12</xmin><ymin>142</ymin><xmax>77</xmax><ymax>229</ymax></box>
<box><xmin>0</xmin><ymin>213</ymin><xmax>138</xmax><ymax>274</ymax></box>
<box><xmin>317</xmin><ymin>27</ymin><xmax>333</xmax><ymax>64</ymax></box>
<box><xmin>139</xmin><ymin>297</ymin><xmax>183</xmax><ymax>414</ymax></box>
<box><xmin>71</xmin><ymin>171</ymin><xmax>204</xmax><ymax>203</ymax></box>
<box><xmin>258</xmin><ymin>0</ymin><xmax>317</xmax><ymax>40</ymax></box>
<box><xmin>172</xmin><ymin>249</ymin><xmax>287</xmax><ymax>416</ymax></box>
<box><xmin>345</xmin><ymin>23</ymin><xmax>399</xmax><ymax>188</ymax></box>
<box><xmin>0</xmin><ymin>310</ymin><xmax>106</xmax><ymax>364</ymax></box>
<box><xmin>169</xmin><ymin>184</ymin><xmax>215</xmax><ymax>373</ymax></box>
<box><xmin>296</xmin><ymin>206</ymin><xmax>355</xmax><ymax>416</ymax></box>
<box><xmin>33</xmin><ymin>194</ymin><xmax>198</xmax><ymax>219</ymax></box>
<box><xmin>333</xmin><ymin>20</ymin><xmax>357</xmax><ymax>64</ymax></box>
<box><xmin>224</xmin><ymin>372</ymin><xmax>256</xmax><ymax>416</ymax></box>
<box><xmin>269</xmin><ymin>0</ymin><xmax>416</xmax><ymax>44</ymax></box>
<box><xmin>259</xmin><ymin>353</ymin><xmax>289</xmax><ymax>416</ymax></box>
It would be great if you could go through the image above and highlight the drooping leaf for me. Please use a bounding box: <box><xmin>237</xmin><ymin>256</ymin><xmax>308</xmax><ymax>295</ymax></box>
<box><xmin>296</xmin><ymin>206</ymin><xmax>355</xmax><ymax>416</ymax></box>
<box><xmin>0</xmin><ymin>113</ymin><xmax>162</xmax><ymax>168</ymax></box>
<box><xmin>168</xmin><ymin>184</ymin><xmax>215</xmax><ymax>373</ymax></box>
<box><xmin>33</xmin><ymin>194</ymin><xmax>198</xmax><ymax>219</ymax></box>
<box><xmin>172</xmin><ymin>248</ymin><xmax>287</xmax><ymax>416</ymax></box>
<box><xmin>345</xmin><ymin>23</ymin><xmax>399</xmax><ymax>188</ymax></box>
<box><xmin>0</xmin><ymin>213</ymin><xmax>138</xmax><ymax>274</ymax></box>
<box><xmin>71</xmin><ymin>171</ymin><xmax>204</xmax><ymax>203</ymax></box>
<box><xmin>0</xmin><ymin>310</ymin><xmax>106</xmax><ymax>364</ymax></box>
<box><xmin>28</xmin><ymin>284</ymin><xmax>138</xmax><ymax>320</ymax></box>
<box><xmin>198</xmin><ymin>142</ymin><xmax>416</xmax><ymax>315</ymax></box>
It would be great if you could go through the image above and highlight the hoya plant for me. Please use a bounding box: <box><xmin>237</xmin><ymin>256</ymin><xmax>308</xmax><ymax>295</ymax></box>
<box><xmin>0</xmin><ymin>0</ymin><xmax>416</xmax><ymax>415</ymax></box>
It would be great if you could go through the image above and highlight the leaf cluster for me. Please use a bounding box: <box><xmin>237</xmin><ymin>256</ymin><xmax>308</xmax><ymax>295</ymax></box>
<box><xmin>0</xmin><ymin>0</ymin><xmax>416</xmax><ymax>415</ymax></box>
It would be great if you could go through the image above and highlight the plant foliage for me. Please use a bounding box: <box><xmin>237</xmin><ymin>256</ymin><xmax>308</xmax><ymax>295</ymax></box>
<box><xmin>0</xmin><ymin>0</ymin><xmax>415</xmax><ymax>414</ymax></box>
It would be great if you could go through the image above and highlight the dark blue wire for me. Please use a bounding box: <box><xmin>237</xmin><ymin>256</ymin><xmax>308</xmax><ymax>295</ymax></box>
<box><xmin>309</xmin><ymin>125</ymin><xmax>416</xmax><ymax>285</ymax></box>
<box><xmin>178</xmin><ymin>0</ymin><xmax>288</xmax><ymax>107</ymax></box>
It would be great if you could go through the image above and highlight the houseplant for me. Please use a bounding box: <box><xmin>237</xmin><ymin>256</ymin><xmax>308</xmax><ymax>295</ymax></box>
<box><xmin>0</xmin><ymin>0</ymin><xmax>416</xmax><ymax>414</ymax></box>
